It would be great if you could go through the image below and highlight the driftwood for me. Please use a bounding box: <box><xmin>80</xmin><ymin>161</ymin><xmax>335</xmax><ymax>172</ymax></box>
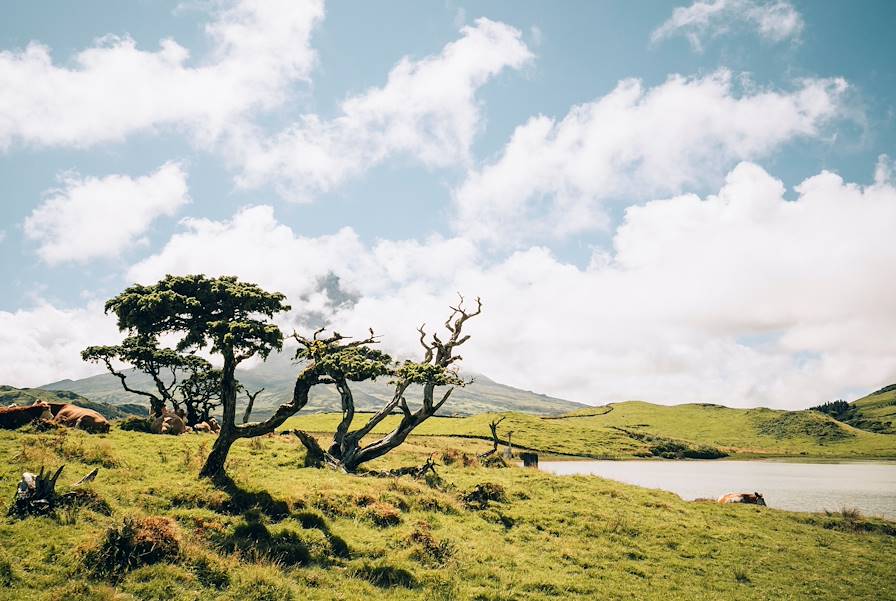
<box><xmin>364</xmin><ymin>454</ymin><xmax>439</xmax><ymax>480</ymax></box>
<box><xmin>8</xmin><ymin>465</ymin><xmax>103</xmax><ymax>518</ymax></box>
<box><xmin>9</xmin><ymin>465</ymin><xmax>65</xmax><ymax>517</ymax></box>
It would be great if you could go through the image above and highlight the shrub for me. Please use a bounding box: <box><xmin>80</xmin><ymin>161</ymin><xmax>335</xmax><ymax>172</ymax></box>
<box><xmin>441</xmin><ymin>448</ymin><xmax>479</xmax><ymax>467</ymax></box>
<box><xmin>462</xmin><ymin>482</ymin><xmax>506</xmax><ymax>510</ymax></box>
<box><xmin>82</xmin><ymin>516</ymin><xmax>181</xmax><ymax>580</ymax></box>
<box><xmin>481</xmin><ymin>454</ymin><xmax>508</xmax><ymax>468</ymax></box>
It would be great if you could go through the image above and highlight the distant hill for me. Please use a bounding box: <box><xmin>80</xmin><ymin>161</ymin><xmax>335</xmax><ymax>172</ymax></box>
<box><xmin>811</xmin><ymin>384</ymin><xmax>896</xmax><ymax>434</ymax></box>
<box><xmin>288</xmin><ymin>399</ymin><xmax>896</xmax><ymax>459</ymax></box>
<box><xmin>39</xmin><ymin>350</ymin><xmax>587</xmax><ymax>418</ymax></box>
<box><xmin>0</xmin><ymin>385</ymin><xmax>147</xmax><ymax>420</ymax></box>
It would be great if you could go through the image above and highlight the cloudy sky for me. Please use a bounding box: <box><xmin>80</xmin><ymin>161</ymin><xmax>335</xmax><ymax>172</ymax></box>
<box><xmin>2</xmin><ymin>0</ymin><xmax>895</xmax><ymax>409</ymax></box>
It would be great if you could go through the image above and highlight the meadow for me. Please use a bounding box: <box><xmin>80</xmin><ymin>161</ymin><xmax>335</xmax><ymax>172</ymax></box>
<box><xmin>0</xmin><ymin>423</ymin><xmax>894</xmax><ymax>601</ymax></box>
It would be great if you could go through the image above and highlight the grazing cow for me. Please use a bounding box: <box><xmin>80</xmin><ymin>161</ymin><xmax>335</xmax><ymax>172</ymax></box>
<box><xmin>51</xmin><ymin>403</ymin><xmax>110</xmax><ymax>433</ymax></box>
<box><xmin>718</xmin><ymin>492</ymin><xmax>766</xmax><ymax>506</ymax></box>
<box><xmin>150</xmin><ymin>409</ymin><xmax>187</xmax><ymax>435</ymax></box>
<box><xmin>0</xmin><ymin>401</ymin><xmax>52</xmax><ymax>429</ymax></box>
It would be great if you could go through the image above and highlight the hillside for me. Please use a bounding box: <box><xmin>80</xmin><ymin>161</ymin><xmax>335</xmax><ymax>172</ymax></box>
<box><xmin>812</xmin><ymin>385</ymin><xmax>896</xmax><ymax>434</ymax></box>
<box><xmin>40</xmin><ymin>351</ymin><xmax>586</xmax><ymax>417</ymax></box>
<box><xmin>0</xmin><ymin>426</ymin><xmax>893</xmax><ymax>600</ymax></box>
<box><xmin>0</xmin><ymin>385</ymin><xmax>146</xmax><ymax>420</ymax></box>
<box><xmin>287</xmin><ymin>400</ymin><xmax>896</xmax><ymax>459</ymax></box>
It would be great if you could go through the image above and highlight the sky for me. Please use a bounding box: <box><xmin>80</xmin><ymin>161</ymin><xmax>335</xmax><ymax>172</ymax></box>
<box><xmin>1</xmin><ymin>0</ymin><xmax>895</xmax><ymax>409</ymax></box>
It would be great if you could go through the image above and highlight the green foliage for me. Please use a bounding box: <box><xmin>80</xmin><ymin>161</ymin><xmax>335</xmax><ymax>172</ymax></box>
<box><xmin>119</xmin><ymin>416</ymin><xmax>154</xmax><ymax>432</ymax></box>
<box><xmin>298</xmin><ymin>341</ymin><xmax>394</xmax><ymax>382</ymax></box>
<box><xmin>105</xmin><ymin>274</ymin><xmax>288</xmax><ymax>358</ymax></box>
<box><xmin>394</xmin><ymin>360</ymin><xmax>464</xmax><ymax>387</ymax></box>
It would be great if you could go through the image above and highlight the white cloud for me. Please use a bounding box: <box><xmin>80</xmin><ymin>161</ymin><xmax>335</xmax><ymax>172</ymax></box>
<box><xmin>115</xmin><ymin>161</ymin><xmax>896</xmax><ymax>409</ymax></box>
<box><xmin>0</xmin><ymin>301</ymin><xmax>120</xmax><ymax>387</ymax></box>
<box><xmin>230</xmin><ymin>17</ymin><xmax>533</xmax><ymax>200</ymax></box>
<box><xmin>0</xmin><ymin>0</ymin><xmax>323</xmax><ymax>148</ymax></box>
<box><xmin>126</xmin><ymin>204</ymin><xmax>478</xmax><ymax>302</ymax></box>
<box><xmin>24</xmin><ymin>162</ymin><xmax>190</xmax><ymax>264</ymax></box>
<box><xmin>453</xmin><ymin>71</ymin><xmax>847</xmax><ymax>245</ymax></box>
<box><xmin>350</xmin><ymin>162</ymin><xmax>896</xmax><ymax>408</ymax></box>
<box><xmin>651</xmin><ymin>0</ymin><xmax>804</xmax><ymax>52</ymax></box>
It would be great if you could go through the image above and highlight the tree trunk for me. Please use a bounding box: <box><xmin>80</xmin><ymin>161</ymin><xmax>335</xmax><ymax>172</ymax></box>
<box><xmin>199</xmin><ymin>352</ymin><xmax>238</xmax><ymax>480</ymax></box>
<box><xmin>199</xmin><ymin>431</ymin><xmax>236</xmax><ymax>479</ymax></box>
<box><xmin>149</xmin><ymin>396</ymin><xmax>165</xmax><ymax>419</ymax></box>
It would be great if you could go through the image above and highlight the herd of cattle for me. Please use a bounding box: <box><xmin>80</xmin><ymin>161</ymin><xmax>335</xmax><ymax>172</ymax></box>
<box><xmin>0</xmin><ymin>401</ymin><xmax>220</xmax><ymax>436</ymax></box>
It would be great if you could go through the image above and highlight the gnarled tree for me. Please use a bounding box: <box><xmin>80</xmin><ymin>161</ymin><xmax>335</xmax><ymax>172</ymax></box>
<box><xmin>82</xmin><ymin>334</ymin><xmax>191</xmax><ymax>418</ymax></box>
<box><xmin>294</xmin><ymin>295</ymin><xmax>482</xmax><ymax>473</ymax></box>
<box><xmin>102</xmin><ymin>275</ymin><xmax>296</xmax><ymax>480</ymax></box>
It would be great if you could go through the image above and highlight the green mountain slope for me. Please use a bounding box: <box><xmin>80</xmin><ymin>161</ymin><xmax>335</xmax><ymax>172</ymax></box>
<box><xmin>0</xmin><ymin>385</ymin><xmax>147</xmax><ymax>420</ymax></box>
<box><xmin>812</xmin><ymin>384</ymin><xmax>896</xmax><ymax>434</ymax></box>
<box><xmin>40</xmin><ymin>351</ymin><xmax>586</xmax><ymax>417</ymax></box>
<box><xmin>288</xmin><ymin>399</ymin><xmax>896</xmax><ymax>459</ymax></box>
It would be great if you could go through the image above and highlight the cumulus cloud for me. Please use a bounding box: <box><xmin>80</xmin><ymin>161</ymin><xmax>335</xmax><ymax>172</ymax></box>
<box><xmin>651</xmin><ymin>0</ymin><xmax>804</xmax><ymax>52</ymax></box>
<box><xmin>24</xmin><ymin>162</ymin><xmax>190</xmax><ymax>264</ymax></box>
<box><xmin>110</xmin><ymin>161</ymin><xmax>896</xmax><ymax>408</ymax></box>
<box><xmin>0</xmin><ymin>0</ymin><xmax>323</xmax><ymax>148</ymax></box>
<box><xmin>230</xmin><ymin>17</ymin><xmax>533</xmax><ymax>200</ymax></box>
<box><xmin>0</xmin><ymin>301</ymin><xmax>120</xmax><ymax>387</ymax></box>
<box><xmin>453</xmin><ymin>71</ymin><xmax>847</xmax><ymax>245</ymax></box>
<box><xmin>126</xmin><ymin>204</ymin><xmax>478</xmax><ymax>323</ymax></box>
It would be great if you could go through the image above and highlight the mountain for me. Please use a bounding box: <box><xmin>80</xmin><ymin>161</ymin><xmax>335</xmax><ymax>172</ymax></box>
<box><xmin>0</xmin><ymin>385</ymin><xmax>147</xmax><ymax>420</ymax></box>
<box><xmin>39</xmin><ymin>351</ymin><xmax>586</xmax><ymax>418</ymax></box>
<box><xmin>811</xmin><ymin>384</ymin><xmax>896</xmax><ymax>434</ymax></box>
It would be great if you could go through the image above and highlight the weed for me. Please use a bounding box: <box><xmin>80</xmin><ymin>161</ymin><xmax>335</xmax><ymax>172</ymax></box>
<box><xmin>408</xmin><ymin>521</ymin><xmax>454</xmax><ymax>566</ymax></box>
<box><xmin>81</xmin><ymin>516</ymin><xmax>181</xmax><ymax>580</ymax></box>
<box><xmin>462</xmin><ymin>482</ymin><xmax>506</xmax><ymax>509</ymax></box>
<box><xmin>366</xmin><ymin>501</ymin><xmax>401</xmax><ymax>527</ymax></box>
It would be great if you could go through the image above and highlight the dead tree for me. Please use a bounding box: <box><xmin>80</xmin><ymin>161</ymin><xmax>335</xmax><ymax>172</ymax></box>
<box><xmin>479</xmin><ymin>416</ymin><xmax>506</xmax><ymax>458</ymax></box>
<box><xmin>241</xmin><ymin>387</ymin><xmax>265</xmax><ymax>424</ymax></box>
<box><xmin>294</xmin><ymin>295</ymin><xmax>482</xmax><ymax>473</ymax></box>
<box><xmin>9</xmin><ymin>465</ymin><xmax>65</xmax><ymax>517</ymax></box>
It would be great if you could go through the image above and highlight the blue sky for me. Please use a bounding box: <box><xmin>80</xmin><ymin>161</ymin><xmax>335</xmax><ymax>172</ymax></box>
<box><xmin>1</xmin><ymin>0</ymin><xmax>895</xmax><ymax>408</ymax></box>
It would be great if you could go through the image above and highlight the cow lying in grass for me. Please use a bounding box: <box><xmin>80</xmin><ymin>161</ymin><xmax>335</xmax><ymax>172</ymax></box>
<box><xmin>718</xmin><ymin>492</ymin><xmax>766</xmax><ymax>506</ymax></box>
<box><xmin>150</xmin><ymin>409</ymin><xmax>187</xmax><ymax>435</ymax></box>
<box><xmin>0</xmin><ymin>401</ymin><xmax>52</xmax><ymax>429</ymax></box>
<box><xmin>50</xmin><ymin>403</ymin><xmax>110</xmax><ymax>433</ymax></box>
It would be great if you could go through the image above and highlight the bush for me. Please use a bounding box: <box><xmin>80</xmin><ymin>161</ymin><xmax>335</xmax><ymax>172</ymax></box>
<box><xmin>82</xmin><ymin>516</ymin><xmax>181</xmax><ymax>580</ymax></box>
<box><xmin>462</xmin><ymin>482</ymin><xmax>506</xmax><ymax>510</ymax></box>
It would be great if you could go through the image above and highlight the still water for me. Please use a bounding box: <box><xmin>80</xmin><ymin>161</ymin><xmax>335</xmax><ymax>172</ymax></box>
<box><xmin>540</xmin><ymin>460</ymin><xmax>896</xmax><ymax>520</ymax></box>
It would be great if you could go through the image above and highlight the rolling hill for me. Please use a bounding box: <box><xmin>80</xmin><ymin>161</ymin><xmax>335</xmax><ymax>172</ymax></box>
<box><xmin>0</xmin><ymin>385</ymin><xmax>146</xmax><ymax>420</ymax></box>
<box><xmin>39</xmin><ymin>350</ymin><xmax>587</xmax><ymax>418</ymax></box>
<box><xmin>810</xmin><ymin>385</ymin><xmax>896</xmax><ymax>434</ymax></box>
<box><xmin>287</xmin><ymin>399</ymin><xmax>896</xmax><ymax>459</ymax></box>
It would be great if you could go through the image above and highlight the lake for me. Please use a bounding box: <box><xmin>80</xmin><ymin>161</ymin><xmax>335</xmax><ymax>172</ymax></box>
<box><xmin>540</xmin><ymin>459</ymin><xmax>896</xmax><ymax>520</ymax></box>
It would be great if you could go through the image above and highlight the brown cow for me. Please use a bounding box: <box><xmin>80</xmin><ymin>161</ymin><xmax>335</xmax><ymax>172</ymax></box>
<box><xmin>718</xmin><ymin>492</ymin><xmax>766</xmax><ymax>506</ymax></box>
<box><xmin>0</xmin><ymin>401</ymin><xmax>52</xmax><ymax>429</ymax></box>
<box><xmin>150</xmin><ymin>409</ymin><xmax>187</xmax><ymax>435</ymax></box>
<box><xmin>51</xmin><ymin>403</ymin><xmax>110</xmax><ymax>433</ymax></box>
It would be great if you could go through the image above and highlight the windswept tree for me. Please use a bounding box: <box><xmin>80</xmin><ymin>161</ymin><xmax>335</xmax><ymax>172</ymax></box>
<box><xmin>82</xmin><ymin>334</ymin><xmax>194</xmax><ymax>418</ymax></box>
<box><xmin>294</xmin><ymin>296</ymin><xmax>482</xmax><ymax>472</ymax></box>
<box><xmin>175</xmin><ymin>361</ymin><xmax>222</xmax><ymax>426</ymax></box>
<box><xmin>102</xmin><ymin>274</ymin><xmax>294</xmax><ymax>479</ymax></box>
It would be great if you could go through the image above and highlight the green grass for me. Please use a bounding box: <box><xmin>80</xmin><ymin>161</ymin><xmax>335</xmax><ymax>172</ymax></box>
<box><xmin>0</xmin><ymin>426</ymin><xmax>893</xmax><ymax>600</ymax></box>
<box><xmin>846</xmin><ymin>385</ymin><xmax>896</xmax><ymax>434</ymax></box>
<box><xmin>285</xmin><ymin>400</ymin><xmax>896</xmax><ymax>459</ymax></box>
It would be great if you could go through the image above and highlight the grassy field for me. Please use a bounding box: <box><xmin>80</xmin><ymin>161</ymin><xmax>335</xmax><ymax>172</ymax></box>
<box><xmin>847</xmin><ymin>385</ymin><xmax>896</xmax><ymax>434</ymax></box>
<box><xmin>285</xmin><ymin>401</ymin><xmax>896</xmax><ymax>459</ymax></box>
<box><xmin>0</xmin><ymin>425</ymin><xmax>894</xmax><ymax>600</ymax></box>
